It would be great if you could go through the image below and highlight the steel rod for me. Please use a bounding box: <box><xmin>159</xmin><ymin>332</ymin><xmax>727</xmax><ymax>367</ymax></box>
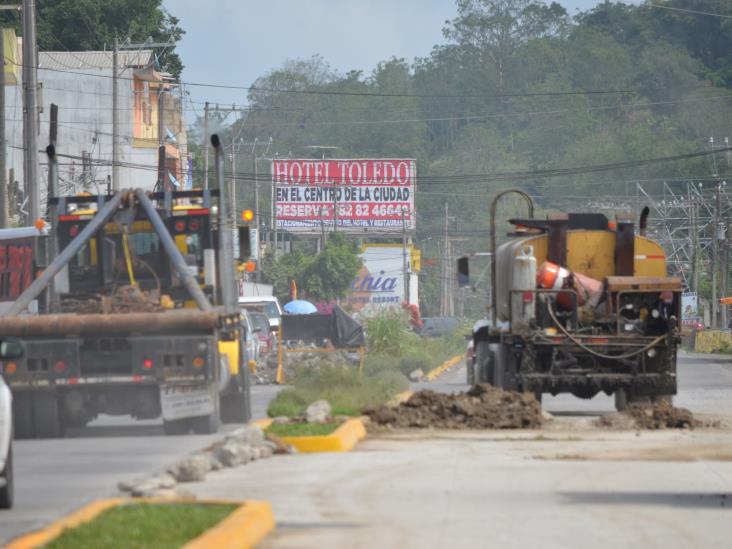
<box><xmin>133</xmin><ymin>188</ymin><xmax>213</xmax><ymax>312</ymax></box>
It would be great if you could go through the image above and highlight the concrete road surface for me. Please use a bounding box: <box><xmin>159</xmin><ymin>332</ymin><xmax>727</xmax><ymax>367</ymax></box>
<box><xmin>0</xmin><ymin>384</ymin><xmax>281</xmax><ymax>544</ymax></box>
<box><xmin>3</xmin><ymin>351</ymin><xmax>732</xmax><ymax>547</ymax></box>
<box><xmin>184</xmin><ymin>350</ymin><xmax>732</xmax><ymax>549</ymax></box>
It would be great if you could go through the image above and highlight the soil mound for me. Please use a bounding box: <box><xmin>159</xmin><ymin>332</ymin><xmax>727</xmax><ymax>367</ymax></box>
<box><xmin>61</xmin><ymin>286</ymin><xmax>163</xmax><ymax>314</ymax></box>
<box><xmin>365</xmin><ymin>383</ymin><xmax>543</xmax><ymax>429</ymax></box>
<box><xmin>597</xmin><ymin>400</ymin><xmax>699</xmax><ymax>430</ymax></box>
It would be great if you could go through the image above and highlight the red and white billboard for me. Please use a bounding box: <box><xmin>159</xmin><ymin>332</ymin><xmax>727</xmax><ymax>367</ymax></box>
<box><xmin>272</xmin><ymin>159</ymin><xmax>416</xmax><ymax>233</ymax></box>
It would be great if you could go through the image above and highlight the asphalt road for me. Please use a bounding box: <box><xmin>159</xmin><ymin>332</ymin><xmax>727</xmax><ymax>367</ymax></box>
<box><xmin>0</xmin><ymin>384</ymin><xmax>281</xmax><ymax>544</ymax></box>
<box><xmin>2</xmin><ymin>351</ymin><xmax>731</xmax><ymax>545</ymax></box>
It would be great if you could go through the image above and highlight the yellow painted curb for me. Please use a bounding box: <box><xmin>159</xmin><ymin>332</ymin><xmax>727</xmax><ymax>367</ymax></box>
<box><xmin>256</xmin><ymin>417</ymin><xmax>366</xmax><ymax>453</ymax></box>
<box><xmin>5</xmin><ymin>498</ymin><xmax>124</xmax><ymax>549</ymax></box>
<box><xmin>425</xmin><ymin>354</ymin><xmax>463</xmax><ymax>381</ymax></box>
<box><xmin>6</xmin><ymin>498</ymin><xmax>275</xmax><ymax>549</ymax></box>
<box><xmin>184</xmin><ymin>500</ymin><xmax>275</xmax><ymax>549</ymax></box>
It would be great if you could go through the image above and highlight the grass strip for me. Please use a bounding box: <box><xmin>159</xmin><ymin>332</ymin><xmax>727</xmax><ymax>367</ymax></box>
<box><xmin>45</xmin><ymin>503</ymin><xmax>237</xmax><ymax>549</ymax></box>
<box><xmin>265</xmin><ymin>422</ymin><xmax>341</xmax><ymax>437</ymax></box>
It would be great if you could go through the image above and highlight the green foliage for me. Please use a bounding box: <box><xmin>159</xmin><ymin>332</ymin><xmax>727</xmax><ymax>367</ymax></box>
<box><xmin>266</xmin><ymin>364</ymin><xmax>406</xmax><ymax>417</ymax></box>
<box><xmin>363</xmin><ymin>309</ymin><xmax>421</xmax><ymax>355</ymax></box>
<box><xmin>265</xmin><ymin>422</ymin><xmax>341</xmax><ymax>437</ymax></box>
<box><xmin>261</xmin><ymin>232</ymin><xmax>362</xmax><ymax>303</ymax></box>
<box><xmin>0</xmin><ymin>1</ymin><xmax>185</xmax><ymax>77</ymax></box>
<box><xmin>45</xmin><ymin>503</ymin><xmax>235</xmax><ymax>549</ymax></box>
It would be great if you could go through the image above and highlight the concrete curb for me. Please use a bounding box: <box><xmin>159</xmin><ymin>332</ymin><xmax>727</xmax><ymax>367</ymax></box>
<box><xmin>255</xmin><ymin>417</ymin><xmax>366</xmax><ymax>453</ymax></box>
<box><xmin>425</xmin><ymin>354</ymin><xmax>463</xmax><ymax>381</ymax></box>
<box><xmin>6</xmin><ymin>498</ymin><xmax>275</xmax><ymax>549</ymax></box>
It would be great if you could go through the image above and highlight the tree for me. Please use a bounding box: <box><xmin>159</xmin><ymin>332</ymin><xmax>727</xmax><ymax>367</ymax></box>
<box><xmin>262</xmin><ymin>233</ymin><xmax>362</xmax><ymax>304</ymax></box>
<box><xmin>0</xmin><ymin>0</ymin><xmax>185</xmax><ymax>77</ymax></box>
<box><xmin>443</xmin><ymin>0</ymin><xmax>569</xmax><ymax>92</ymax></box>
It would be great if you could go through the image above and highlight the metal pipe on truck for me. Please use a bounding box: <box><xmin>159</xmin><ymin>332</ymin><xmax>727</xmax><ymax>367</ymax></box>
<box><xmin>3</xmin><ymin>189</ymin><xmax>128</xmax><ymax>317</ymax></box>
<box><xmin>211</xmin><ymin>134</ymin><xmax>238</xmax><ymax>316</ymax></box>
<box><xmin>0</xmin><ymin>310</ymin><xmax>219</xmax><ymax>337</ymax></box>
<box><xmin>133</xmin><ymin>188</ymin><xmax>213</xmax><ymax>312</ymax></box>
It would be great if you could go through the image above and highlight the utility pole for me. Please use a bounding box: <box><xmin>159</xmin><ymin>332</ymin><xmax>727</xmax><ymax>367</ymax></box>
<box><xmin>157</xmin><ymin>89</ymin><xmax>166</xmax><ymax>190</ymax></box>
<box><xmin>402</xmin><ymin>210</ymin><xmax>409</xmax><ymax>301</ymax></box>
<box><xmin>0</xmin><ymin>26</ymin><xmax>7</xmax><ymax>228</ymax></box>
<box><xmin>713</xmin><ymin>184</ymin><xmax>721</xmax><ymax>328</ymax></box>
<box><xmin>112</xmin><ymin>37</ymin><xmax>119</xmax><ymax>191</ymax></box>
<box><xmin>441</xmin><ymin>202</ymin><xmax>449</xmax><ymax>315</ymax></box>
<box><xmin>203</xmin><ymin>101</ymin><xmax>209</xmax><ymax>189</ymax></box>
<box><xmin>22</xmin><ymin>0</ymin><xmax>39</xmax><ymax>223</ymax></box>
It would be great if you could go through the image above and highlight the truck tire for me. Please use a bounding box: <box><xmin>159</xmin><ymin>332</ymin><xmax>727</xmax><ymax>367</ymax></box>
<box><xmin>32</xmin><ymin>392</ymin><xmax>62</xmax><ymax>439</ymax></box>
<box><xmin>192</xmin><ymin>394</ymin><xmax>220</xmax><ymax>435</ymax></box>
<box><xmin>12</xmin><ymin>393</ymin><xmax>34</xmax><ymax>439</ymax></box>
<box><xmin>220</xmin><ymin>391</ymin><xmax>248</xmax><ymax>424</ymax></box>
<box><xmin>0</xmin><ymin>442</ymin><xmax>13</xmax><ymax>509</ymax></box>
<box><xmin>466</xmin><ymin>357</ymin><xmax>475</xmax><ymax>386</ymax></box>
<box><xmin>474</xmin><ymin>341</ymin><xmax>494</xmax><ymax>385</ymax></box>
<box><xmin>163</xmin><ymin>418</ymin><xmax>191</xmax><ymax>436</ymax></box>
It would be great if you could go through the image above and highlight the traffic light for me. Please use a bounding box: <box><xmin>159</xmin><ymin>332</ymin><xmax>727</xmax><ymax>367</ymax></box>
<box><xmin>238</xmin><ymin>209</ymin><xmax>255</xmax><ymax>261</ymax></box>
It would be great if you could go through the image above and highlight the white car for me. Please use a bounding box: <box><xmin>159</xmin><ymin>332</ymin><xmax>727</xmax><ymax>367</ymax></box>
<box><xmin>238</xmin><ymin>296</ymin><xmax>283</xmax><ymax>331</ymax></box>
<box><xmin>1</xmin><ymin>339</ymin><xmax>24</xmax><ymax>509</ymax></box>
<box><xmin>0</xmin><ymin>372</ymin><xmax>14</xmax><ymax>509</ymax></box>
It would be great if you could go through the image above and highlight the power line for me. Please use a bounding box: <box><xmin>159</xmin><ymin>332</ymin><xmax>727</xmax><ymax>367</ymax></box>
<box><xmin>649</xmin><ymin>3</ymin><xmax>732</xmax><ymax>19</ymax></box>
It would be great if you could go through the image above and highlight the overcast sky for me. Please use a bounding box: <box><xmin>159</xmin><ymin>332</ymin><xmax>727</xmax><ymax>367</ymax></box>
<box><xmin>164</xmin><ymin>0</ymin><xmax>640</xmax><ymax>119</ymax></box>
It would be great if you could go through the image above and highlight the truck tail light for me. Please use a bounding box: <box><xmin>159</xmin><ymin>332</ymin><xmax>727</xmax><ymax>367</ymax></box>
<box><xmin>143</xmin><ymin>358</ymin><xmax>154</xmax><ymax>370</ymax></box>
<box><xmin>522</xmin><ymin>291</ymin><xmax>533</xmax><ymax>303</ymax></box>
<box><xmin>4</xmin><ymin>362</ymin><xmax>16</xmax><ymax>375</ymax></box>
<box><xmin>192</xmin><ymin>356</ymin><xmax>205</xmax><ymax>369</ymax></box>
<box><xmin>54</xmin><ymin>360</ymin><xmax>67</xmax><ymax>373</ymax></box>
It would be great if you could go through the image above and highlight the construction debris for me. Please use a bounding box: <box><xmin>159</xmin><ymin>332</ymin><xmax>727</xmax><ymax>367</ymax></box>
<box><xmin>60</xmin><ymin>285</ymin><xmax>164</xmax><ymax>314</ymax></box>
<box><xmin>365</xmin><ymin>384</ymin><xmax>543</xmax><ymax>429</ymax></box>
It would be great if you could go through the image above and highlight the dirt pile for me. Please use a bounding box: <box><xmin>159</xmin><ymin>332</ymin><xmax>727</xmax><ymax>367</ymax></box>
<box><xmin>597</xmin><ymin>400</ymin><xmax>699</xmax><ymax>430</ymax></box>
<box><xmin>365</xmin><ymin>383</ymin><xmax>543</xmax><ymax>429</ymax></box>
<box><xmin>60</xmin><ymin>285</ymin><xmax>164</xmax><ymax>314</ymax></box>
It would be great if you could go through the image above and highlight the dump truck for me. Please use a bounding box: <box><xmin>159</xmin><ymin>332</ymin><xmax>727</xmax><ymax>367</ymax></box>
<box><xmin>461</xmin><ymin>190</ymin><xmax>681</xmax><ymax>410</ymax></box>
<box><xmin>0</xmin><ymin>136</ymin><xmax>252</xmax><ymax>437</ymax></box>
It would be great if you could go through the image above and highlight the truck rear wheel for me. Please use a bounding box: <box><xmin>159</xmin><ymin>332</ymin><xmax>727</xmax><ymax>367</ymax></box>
<box><xmin>163</xmin><ymin>418</ymin><xmax>191</xmax><ymax>436</ymax></box>
<box><xmin>474</xmin><ymin>341</ymin><xmax>494</xmax><ymax>385</ymax></box>
<box><xmin>0</xmin><ymin>443</ymin><xmax>13</xmax><ymax>509</ymax></box>
<box><xmin>220</xmin><ymin>391</ymin><xmax>248</xmax><ymax>424</ymax></box>
<box><xmin>12</xmin><ymin>393</ymin><xmax>34</xmax><ymax>439</ymax></box>
<box><xmin>466</xmin><ymin>356</ymin><xmax>475</xmax><ymax>385</ymax></box>
<box><xmin>192</xmin><ymin>394</ymin><xmax>220</xmax><ymax>434</ymax></box>
<box><xmin>32</xmin><ymin>392</ymin><xmax>62</xmax><ymax>439</ymax></box>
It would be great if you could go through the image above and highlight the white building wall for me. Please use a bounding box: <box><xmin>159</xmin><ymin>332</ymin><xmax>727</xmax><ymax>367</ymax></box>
<box><xmin>5</xmin><ymin>58</ymin><xmax>160</xmax><ymax>218</ymax></box>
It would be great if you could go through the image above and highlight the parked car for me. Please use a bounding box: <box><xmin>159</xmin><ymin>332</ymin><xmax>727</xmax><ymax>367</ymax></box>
<box><xmin>417</xmin><ymin>316</ymin><xmax>460</xmax><ymax>338</ymax></box>
<box><xmin>1</xmin><ymin>338</ymin><xmax>24</xmax><ymax>509</ymax></box>
<box><xmin>239</xmin><ymin>296</ymin><xmax>283</xmax><ymax>331</ymax></box>
<box><xmin>241</xmin><ymin>311</ymin><xmax>261</xmax><ymax>371</ymax></box>
<box><xmin>250</xmin><ymin>312</ymin><xmax>274</xmax><ymax>357</ymax></box>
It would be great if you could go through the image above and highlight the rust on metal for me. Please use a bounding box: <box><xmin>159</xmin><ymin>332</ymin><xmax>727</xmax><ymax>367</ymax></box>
<box><xmin>614</xmin><ymin>221</ymin><xmax>635</xmax><ymax>276</ymax></box>
<box><xmin>0</xmin><ymin>311</ymin><xmax>219</xmax><ymax>337</ymax></box>
<box><xmin>606</xmin><ymin>276</ymin><xmax>682</xmax><ymax>292</ymax></box>
<box><xmin>546</xmin><ymin>217</ymin><xmax>568</xmax><ymax>267</ymax></box>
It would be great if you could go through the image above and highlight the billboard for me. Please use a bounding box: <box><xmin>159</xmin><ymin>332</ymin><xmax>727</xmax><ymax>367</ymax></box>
<box><xmin>344</xmin><ymin>245</ymin><xmax>418</xmax><ymax>313</ymax></box>
<box><xmin>272</xmin><ymin>159</ymin><xmax>416</xmax><ymax>233</ymax></box>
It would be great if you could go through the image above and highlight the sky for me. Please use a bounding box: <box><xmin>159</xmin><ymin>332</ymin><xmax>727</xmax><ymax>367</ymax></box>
<box><xmin>164</xmin><ymin>0</ymin><xmax>640</xmax><ymax>121</ymax></box>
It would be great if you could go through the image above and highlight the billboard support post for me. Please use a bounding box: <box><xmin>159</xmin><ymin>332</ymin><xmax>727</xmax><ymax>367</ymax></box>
<box><xmin>402</xmin><ymin>207</ymin><xmax>409</xmax><ymax>304</ymax></box>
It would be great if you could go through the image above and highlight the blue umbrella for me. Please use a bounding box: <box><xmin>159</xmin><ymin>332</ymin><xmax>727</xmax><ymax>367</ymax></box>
<box><xmin>284</xmin><ymin>300</ymin><xmax>318</xmax><ymax>314</ymax></box>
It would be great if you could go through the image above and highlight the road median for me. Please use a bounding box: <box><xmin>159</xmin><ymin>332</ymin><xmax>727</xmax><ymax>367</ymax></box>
<box><xmin>6</xmin><ymin>498</ymin><xmax>275</xmax><ymax>549</ymax></box>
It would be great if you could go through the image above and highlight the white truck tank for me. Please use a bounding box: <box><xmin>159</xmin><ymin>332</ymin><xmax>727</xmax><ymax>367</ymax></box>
<box><xmin>510</xmin><ymin>245</ymin><xmax>536</xmax><ymax>333</ymax></box>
